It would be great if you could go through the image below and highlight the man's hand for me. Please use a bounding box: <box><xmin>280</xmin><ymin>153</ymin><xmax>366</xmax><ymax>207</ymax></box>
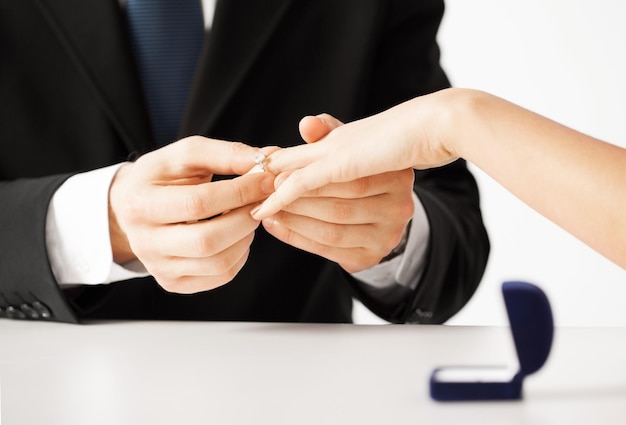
<box><xmin>260</xmin><ymin>116</ymin><xmax>415</xmax><ymax>273</ymax></box>
<box><xmin>109</xmin><ymin>136</ymin><xmax>275</xmax><ymax>293</ymax></box>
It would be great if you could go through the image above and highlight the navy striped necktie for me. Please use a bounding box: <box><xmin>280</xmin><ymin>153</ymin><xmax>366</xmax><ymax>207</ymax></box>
<box><xmin>126</xmin><ymin>0</ymin><xmax>205</xmax><ymax>146</ymax></box>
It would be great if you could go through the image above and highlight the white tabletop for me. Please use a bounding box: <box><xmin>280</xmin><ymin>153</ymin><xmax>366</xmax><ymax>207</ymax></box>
<box><xmin>1</xmin><ymin>321</ymin><xmax>625</xmax><ymax>424</ymax></box>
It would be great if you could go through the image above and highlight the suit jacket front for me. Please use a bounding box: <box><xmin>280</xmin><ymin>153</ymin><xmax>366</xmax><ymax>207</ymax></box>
<box><xmin>0</xmin><ymin>0</ymin><xmax>490</xmax><ymax>324</ymax></box>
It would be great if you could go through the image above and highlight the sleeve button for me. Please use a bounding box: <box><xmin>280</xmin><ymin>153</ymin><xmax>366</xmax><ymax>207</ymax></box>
<box><xmin>6</xmin><ymin>306</ymin><xmax>26</xmax><ymax>319</ymax></box>
<box><xmin>20</xmin><ymin>303</ymin><xmax>40</xmax><ymax>319</ymax></box>
<box><xmin>32</xmin><ymin>301</ymin><xmax>52</xmax><ymax>319</ymax></box>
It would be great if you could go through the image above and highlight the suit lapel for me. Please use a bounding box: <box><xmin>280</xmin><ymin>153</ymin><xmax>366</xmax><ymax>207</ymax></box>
<box><xmin>36</xmin><ymin>0</ymin><xmax>153</xmax><ymax>153</ymax></box>
<box><xmin>182</xmin><ymin>0</ymin><xmax>293</xmax><ymax>136</ymax></box>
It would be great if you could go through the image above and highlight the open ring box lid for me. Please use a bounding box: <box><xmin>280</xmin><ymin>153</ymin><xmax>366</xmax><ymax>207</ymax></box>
<box><xmin>429</xmin><ymin>281</ymin><xmax>554</xmax><ymax>401</ymax></box>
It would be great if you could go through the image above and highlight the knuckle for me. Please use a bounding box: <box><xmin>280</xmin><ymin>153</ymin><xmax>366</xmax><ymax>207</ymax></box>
<box><xmin>124</xmin><ymin>197</ymin><xmax>143</xmax><ymax>219</ymax></box>
<box><xmin>146</xmin><ymin>260</ymin><xmax>170</xmax><ymax>279</ymax></box>
<box><xmin>339</xmin><ymin>256</ymin><xmax>365</xmax><ymax>274</ymax></box>
<box><xmin>193</xmin><ymin>235</ymin><xmax>217</xmax><ymax>257</ymax></box>
<box><xmin>183</xmin><ymin>192</ymin><xmax>207</xmax><ymax>219</ymax></box>
<box><xmin>157</xmin><ymin>277</ymin><xmax>182</xmax><ymax>293</ymax></box>
<box><xmin>232</xmin><ymin>180</ymin><xmax>249</xmax><ymax>206</ymax></box>
<box><xmin>314</xmin><ymin>241</ymin><xmax>333</xmax><ymax>259</ymax></box>
<box><xmin>222</xmin><ymin>264</ymin><xmax>240</xmax><ymax>284</ymax></box>
<box><xmin>218</xmin><ymin>254</ymin><xmax>247</xmax><ymax>284</ymax></box>
<box><xmin>228</xmin><ymin>141</ymin><xmax>248</xmax><ymax>156</ymax></box>
<box><xmin>349</xmin><ymin>177</ymin><xmax>371</xmax><ymax>197</ymax></box>
<box><xmin>116</xmin><ymin>189</ymin><xmax>146</xmax><ymax>223</ymax></box>
<box><xmin>228</xmin><ymin>141</ymin><xmax>250</xmax><ymax>169</ymax></box>
<box><xmin>330</xmin><ymin>200</ymin><xmax>353</xmax><ymax>221</ymax></box>
<box><xmin>289</xmin><ymin>172</ymin><xmax>313</xmax><ymax>195</ymax></box>
<box><xmin>320</xmin><ymin>226</ymin><xmax>344</xmax><ymax>246</ymax></box>
<box><xmin>209</xmin><ymin>253</ymin><xmax>233</xmax><ymax>276</ymax></box>
<box><xmin>175</xmin><ymin>136</ymin><xmax>200</xmax><ymax>158</ymax></box>
<box><xmin>127</xmin><ymin>231</ymin><xmax>154</xmax><ymax>258</ymax></box>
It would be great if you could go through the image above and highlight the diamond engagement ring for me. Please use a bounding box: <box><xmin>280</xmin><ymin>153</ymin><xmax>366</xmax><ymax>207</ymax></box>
<box><xmin>253</xmin><ymin>152</ymin><xmax>267</xmax><ymax>172</ymax></box>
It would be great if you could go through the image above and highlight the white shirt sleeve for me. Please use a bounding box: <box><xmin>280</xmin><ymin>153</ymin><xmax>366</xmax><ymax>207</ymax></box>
<box><xmin>351</xmin><ymin>192</ymin><xmax>430</xmax><ymax>291</ymax></box>
<box><xmin>45</xmin><ymin>163</ymin><xmax>148</xmax><ymax>286</ymax></box>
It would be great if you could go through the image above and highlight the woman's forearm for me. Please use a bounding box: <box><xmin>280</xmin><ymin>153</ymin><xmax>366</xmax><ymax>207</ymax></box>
<box><xmin>439</xmin><ymin>89</ymin><xmax>626</xmax><ymax>268</ymax></box>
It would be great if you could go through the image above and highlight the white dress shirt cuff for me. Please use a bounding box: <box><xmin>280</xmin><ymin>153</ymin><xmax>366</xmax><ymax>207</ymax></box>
<box><xmin>45</xmin><ymin>163</ymin><xmax>148</xmax><ymax>286</ymax></box>
<box><xmin>351</xmin><ymin>192</ymin><xmax>429</xmax><ymax>290</ymax></box>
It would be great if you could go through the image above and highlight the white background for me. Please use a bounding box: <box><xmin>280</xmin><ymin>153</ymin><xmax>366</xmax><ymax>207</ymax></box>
<box><xmin>355</xmin><ymin>0</ymin><xmax>626</xmax><ymax>326</ymax></box>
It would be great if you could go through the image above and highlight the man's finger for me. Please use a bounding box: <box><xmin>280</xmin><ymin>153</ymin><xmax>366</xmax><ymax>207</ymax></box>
<box><xmin>299</xmin><ymin>114</ymin><xmax>344</xmax><ymax>143</ymax></box>
<box><xmin>140</xmin><ymin>136</ymin><xmax>263</xmax><ymax>180</ymax></box>
<box><xmin>145</xmin><ymin>172</ymin><xmax>275</xmax><ymax>223</ymax></box>
<box><xmin>150</xmin><ymin>206</ymin><xmax>261</xmax><ymax>258</ymax></box>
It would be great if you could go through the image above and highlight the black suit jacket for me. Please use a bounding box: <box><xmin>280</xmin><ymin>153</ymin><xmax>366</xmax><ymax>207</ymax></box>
<box><xmin>0</xmin><ymin>0</ymin><xmax>489</xmax><ymax>324</ymax></box>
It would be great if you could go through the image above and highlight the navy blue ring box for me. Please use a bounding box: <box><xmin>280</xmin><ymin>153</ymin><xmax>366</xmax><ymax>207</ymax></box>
<box><xmin>429</xmin><ymin>281</ymin><xmax>554</xmax><ymax>401</ymax></box>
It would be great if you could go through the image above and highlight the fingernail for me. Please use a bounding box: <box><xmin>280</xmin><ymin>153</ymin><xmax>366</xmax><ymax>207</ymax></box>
<box><xmin>261</xmin><ymin>174</ymin><xmax>275</xmax><ymax>194</ymax></box>
<box><xmin>250</xmin><ymin>205</ymin><xmax>262</xmax><ymax>220</ymax></box>
<box><xmin>274</xmin><ymin>173</ymin><xmax>287</xmax><ymax>189</ymax></box>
